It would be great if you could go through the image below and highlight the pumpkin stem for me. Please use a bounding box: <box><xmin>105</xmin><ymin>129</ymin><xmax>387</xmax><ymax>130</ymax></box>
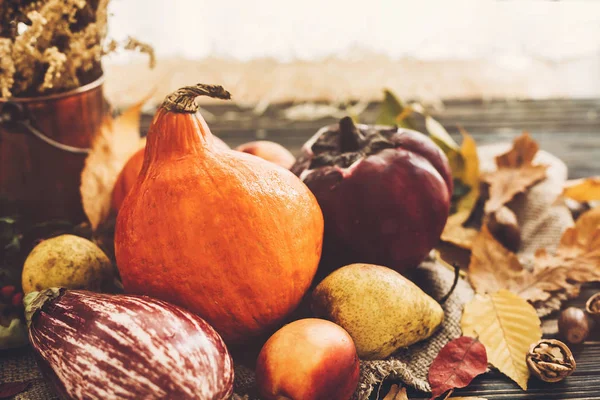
<box><xmin>161</xmin><ymin>84</ymin><xmax>232</xmax><ymax>113</ymax></box>
<box><xmin>339</xmin><ymin>116</ymin><xmax>364</xmax><ymax>153</ymax></box>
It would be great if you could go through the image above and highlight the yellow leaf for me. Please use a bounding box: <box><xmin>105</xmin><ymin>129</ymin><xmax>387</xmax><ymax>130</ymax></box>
<box><xmin>562</xmin><ymin>177</ymin><xmax>600</xmax><ymax>202</ymax></box>
<box><xmin>441</xmin><ymin>214</ymin><xmax>479</xmax><ymax>250</ymax></box>
<box><xmin>482</xmin><ymin>133</ymin><xmax>547</xmax><ymax>214</ymax></box>
<box><xmin>80</xmin><ymin>102</ymin><xmax>145</xmax><ymax>230</ymax></box>
<box><xmin>462</xmin><ymin>290</ymin><xmax>541</xmax><ymax>390</ymax></box>
<box><xmin>441</xmin><ymin>129</ymin><xmax>480</xmax><ymax>249</ymax></box>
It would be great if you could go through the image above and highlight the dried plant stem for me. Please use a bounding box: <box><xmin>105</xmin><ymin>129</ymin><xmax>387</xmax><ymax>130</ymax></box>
<box><xmin>0</xmin><ymin>0</ymin><xmax>152</xmax><ymax>98</ymax></box>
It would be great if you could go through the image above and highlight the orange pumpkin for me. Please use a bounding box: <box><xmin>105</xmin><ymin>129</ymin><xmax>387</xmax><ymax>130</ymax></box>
<box><xmin>111</xmin><ymin>136</ymin><xmax>230</xmax><ymax>215</ymax></box>
<box><xmin>114</xmin><ymin>84</ymin><xmax>324</xmax><ymax>343</ymax></box>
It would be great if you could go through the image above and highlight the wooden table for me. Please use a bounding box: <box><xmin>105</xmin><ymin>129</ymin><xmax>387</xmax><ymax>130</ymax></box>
<box><xmin>184</xmin><ymin>98</ymin><xmax>599</xmax><ymax>400</ymax></box>
<box><xmin>2</xmin><ymin>99</ymin><xmax>598</xmax><ymax>400</ymax></box>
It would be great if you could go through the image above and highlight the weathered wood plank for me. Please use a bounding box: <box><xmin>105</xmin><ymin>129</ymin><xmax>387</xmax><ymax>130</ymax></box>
<box><xmin>141</xmin><ymin>99</ymin><xmax>599</xmax><ymax>179</ymax></box>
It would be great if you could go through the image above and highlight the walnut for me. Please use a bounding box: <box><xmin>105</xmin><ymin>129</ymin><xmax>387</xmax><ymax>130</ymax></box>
<box><xmin>526</xmin><ymin>339</ymin><xmax>576</xmax><ymax>383</ymax></box>
<box><xmin>585</xmin><ymin>292</ymin><xmax>600</xmax><ymax>321</ymax></box>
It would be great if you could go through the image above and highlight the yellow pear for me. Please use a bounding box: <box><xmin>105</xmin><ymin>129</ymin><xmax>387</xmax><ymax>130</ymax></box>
<box><xmin>311</xmin><ymin>263</ymin><xmax>444</xmax><ymax>360</ymax></box>
<box><xmin>22</xmin><ymin>234</ymin><xmax>114</xmax><ymax>294</ymax></box>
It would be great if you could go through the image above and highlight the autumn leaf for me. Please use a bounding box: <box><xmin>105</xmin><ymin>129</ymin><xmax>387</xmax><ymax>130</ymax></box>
<box><xmin>482</xmin><ymin>133</ymin><xmax>547</xmax><ymax>214</ymax></box>
<box><xmin>468</xmin><ymin>225</ymin><xmax>528</xmax><ymax>296</ymax></box>
<box><xmin>562</xmin><ymin>177</ymin><xmax>600</xmax><ymax>202</ymax></box>
<box><xmin>428</xmin><ymin>336</ymin><xmax>487</xmax><ymax>399</ymax></box>
<box><xmin>469</xmin><ymin>207</ymin><xmax>600</xmax><ymax>310</ymax></box>
<box><xmin>376</xmin><ymin>89</ymin><xmax>416</xmax><ymax>129</ymax></box>
<box><xmin>524</xmin><ymin>206</ymin><xmax>600</xmax><ymax>301</ymax></box>
<box><xmin>382</xmin><ymin>384</ymin><xmax>408</xmax><ymax>400</ymax></box>
<box><xmin>461</xmin><ymin>290</ymin><xmax>542</xmax><ymax>390</ymax></box>
<box><xmin>80</xmin><ymin>102</ymin><xmax>146</xmax><ymax>230</ymax></box>
<box><xmin>0</xmin><ymin>381</ymin><xmax>32</xmax><ymax>398</ymax></box>
<box><xmin>426</xmin><ymin>115</ymin><xmax>463</xmax><ymax>175</ymax></box>
<box><xmin>441</xmin><ymin>129</ymin><xmax>480</xmax><ymax>249</ymax></box>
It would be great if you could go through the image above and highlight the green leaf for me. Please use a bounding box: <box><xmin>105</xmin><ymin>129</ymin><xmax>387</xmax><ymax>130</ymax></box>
<box><xmin>425</xmin><ymin>115</ymin><xmax>460</xmax><ymax>152</ymax></box>
<box><xmin>425</xmin><ymin>115</ymin><xmax>464</xmax><ymax>178</ymax></box>
<box><xmin>376</xmin><ymin>89</ymin><xmax>415</xmax><ymax>129</ymax></box>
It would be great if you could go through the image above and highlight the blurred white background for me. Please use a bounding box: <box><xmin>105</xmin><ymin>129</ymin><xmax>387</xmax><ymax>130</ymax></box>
<box><xmin>105</xmin><ymin>0</ymin><xmax>600</xmax><ymax>103</ymax></box>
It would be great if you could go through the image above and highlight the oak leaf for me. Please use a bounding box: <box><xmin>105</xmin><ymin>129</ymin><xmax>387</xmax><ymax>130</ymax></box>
<box><xmin>562</xmin><ymin>177</ymin><xmax>600</xmax><ymax>202</ymax></box>
<box><xmin>428</xmin><ymin>336</ymin><xmax>487</xmax><ymax>399</ymax></box>
<box><xmin>80</xmin><ymin>102</ymin><xmax>145</xmax><ymax>230</ymax></box>
<box><xmin>441</xmin><ymin>129</ymin><xmax>480</xmax><ymax>249</ymax></box>
<box><xmin>468</xmin><ymin>225</ymin><xmax>528</xmax><ymax>295</ymax></box>
<box><xmin>461</xmin><ymin>290</ymin><xmax>541</xmax><ymax>390</ymax></box>
<box><xmin>482</xmin><ymin>133</ymin><xmax>547</xmax><ymax>214</ymax></box>
<box><xmin>469</xmin><ymin>207</ymin><xmax>600</xmax><ymax>309</ymax></box>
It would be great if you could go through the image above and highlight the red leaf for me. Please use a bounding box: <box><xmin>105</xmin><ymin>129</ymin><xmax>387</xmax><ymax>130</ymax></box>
<box><xmin>428</xmin><ymin>336</ymin><xmax>487</xmax><ymax>399</ymax></box>
<box><xmin>0</xmin><ymin>381</ymin><xmax>32</xmax><ymax>398</ymax></box>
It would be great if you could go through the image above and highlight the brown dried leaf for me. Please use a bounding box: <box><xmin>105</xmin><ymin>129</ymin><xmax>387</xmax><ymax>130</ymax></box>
<box><xmin>562</xmin><ymin>177</ymin><xmax>600</xmax><ymax>202</ymax></box>
<box><xmin>441</xmin><ymin>129</ymin><xmax>480</xmax><ymax>249</ymax></box>
<box><xmin>469</xmin><ymin>207</ymin><xmax>600</xmax><ymax>310</ymax></box>
<box><xmin>461</xmin><ymin>290</ymin><xmax>541</xmax><ymax>390</ymax></box>
<box><xmin>523</xmin><ymin>206</ymin><xmax>600</xmax><ymax>300</ymax></box>
<box><xmin>80</xmin><ymin>103</ymin><xmax>145</xmax><ymax>230</ymax></box>
<box><xmin>495</xmin><ymin>133</ymin><xmax>539</xmax><ymax>167</ymax></box>
<box><xmin>468</xmin><ymin>225</ymin><xmax>528</xmax><ymax>295</ymax></box>
<box><xmin>482</xmin><ymin>133</ymin><xmax>547</xmax><ymax>214</ymax></box>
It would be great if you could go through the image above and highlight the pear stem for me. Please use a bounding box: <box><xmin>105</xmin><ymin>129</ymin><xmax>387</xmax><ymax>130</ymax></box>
<box><xmin>439</xmin><ymin>264</ymin><xmax>460</xmax><ymax>304</ymax></box>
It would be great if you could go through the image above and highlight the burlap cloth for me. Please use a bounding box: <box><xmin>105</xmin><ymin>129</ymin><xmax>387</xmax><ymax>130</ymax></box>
<box><xmin>0</xmin><ymin>142</ymin><xmax>572</xmax><ymax>400</ymax></box>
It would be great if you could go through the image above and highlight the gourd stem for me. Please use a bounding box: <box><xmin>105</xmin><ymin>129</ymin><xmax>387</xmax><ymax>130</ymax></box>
<box><xmin>161</xmin><ymin>84</ymin><xmax>231</xmax><ymax>113</ymax></box>
<box><xmin>24</xmin><ymin>287</ymin><xmax>64</xmax><ymax>328</ymax></box>
<box><xmin>339</xmin><ymin>116</ymin><xmax>363</xmax><ymax>152</ymax></box>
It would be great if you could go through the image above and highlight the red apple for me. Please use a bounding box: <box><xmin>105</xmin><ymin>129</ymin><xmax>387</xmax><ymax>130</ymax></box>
<box><xmin>291</xmin><ymin>117</ymin><xmax>452</xmax><ymax>275</ymax></box>
<box><xmin>256</xmin><ymin>318</ymin><xmax>359</xmax><ymax>400</ymax></box>
<box><xmin>235</xmin><ymin>141</ymin><xmax>296</xmax><ymax>169</ymax></box>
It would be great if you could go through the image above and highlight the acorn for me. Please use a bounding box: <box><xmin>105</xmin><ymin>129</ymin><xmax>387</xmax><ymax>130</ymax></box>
<box><xmin>558</xmin><ymin>307</ymin><xmax>593</xmax><ymax>344</ymax></box>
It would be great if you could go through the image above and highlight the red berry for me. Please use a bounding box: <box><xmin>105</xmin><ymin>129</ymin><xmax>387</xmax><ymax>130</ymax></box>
<box><xmin>1</xmin><ymin>285</ymin><xmax>16</xmax><ymax>300</ymax></box>
<box><xmin>11</xmin><ymin>292</ymin><xmax>23</xmax><ymax>307</ymax></box>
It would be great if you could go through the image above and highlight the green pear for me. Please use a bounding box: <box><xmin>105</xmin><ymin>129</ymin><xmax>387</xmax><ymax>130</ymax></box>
<box><xmin>311</xmin><ymin>263</ymin><xmax>444</xmax><ymax>360</ymax></box>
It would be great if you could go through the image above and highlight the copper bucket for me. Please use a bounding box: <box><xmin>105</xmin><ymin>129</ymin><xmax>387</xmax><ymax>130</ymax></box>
<box><xmin>0</xmin><ymin>77</ymin><xmax>109</xmax><ymax>222</ymax></box>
